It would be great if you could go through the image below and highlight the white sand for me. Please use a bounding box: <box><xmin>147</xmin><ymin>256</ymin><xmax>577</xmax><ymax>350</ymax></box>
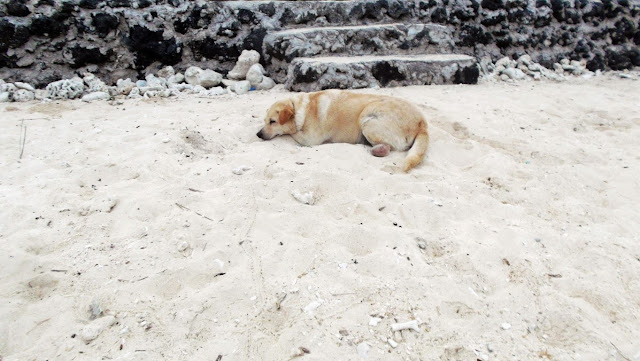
<box><xmin>1</xmin><ymin>77</ymin><xmax>639</xmax><ymax>361</ymax></box>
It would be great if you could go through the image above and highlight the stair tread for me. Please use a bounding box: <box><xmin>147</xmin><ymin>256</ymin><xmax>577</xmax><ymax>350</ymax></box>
<box><xmin>285</xmin><ymin>53</ymin><xmax>478</xmax><ymax>92</ymax></box>
<box><xmin>294</xmin><ymin>54</ymin><xmax>475</xmax><ymax>64</ymax></box>
<box><xmin>264</xmin><ymin>22</ymin><xmax>455</xmax><ymax>82</ymax></box>
<box><xmin>269</xmin><ymin>23</ymin><xmax>447</xmax><ymax>35</ymax></box>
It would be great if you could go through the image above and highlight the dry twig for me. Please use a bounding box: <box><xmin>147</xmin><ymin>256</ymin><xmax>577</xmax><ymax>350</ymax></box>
<box><xmin>19</xmin><ymin>120</ymin><xmax>27</xmax><ymax>159</ymax></box>
<box><xmin>175</xmin><ymin>203</ymin><xmax>214</xmax><ymax>222</ymax></box>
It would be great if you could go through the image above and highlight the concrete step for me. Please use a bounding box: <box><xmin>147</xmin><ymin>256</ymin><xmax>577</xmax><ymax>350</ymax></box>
<box><xmin>263</xmin><ymin>23</ymin><xmax>454</xmax><ymax>82</ymax></box>
<box><xmin>284</xmin><ymin>54</ymin><xmax>478</xmax><ymax>92</ymax></box>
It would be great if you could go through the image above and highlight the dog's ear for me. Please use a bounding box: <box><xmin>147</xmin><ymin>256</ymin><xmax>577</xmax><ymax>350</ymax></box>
<box><xmin>278</xmin><ymin>104</ymin><xmax>294</xmax><ymax>125</ymax></box>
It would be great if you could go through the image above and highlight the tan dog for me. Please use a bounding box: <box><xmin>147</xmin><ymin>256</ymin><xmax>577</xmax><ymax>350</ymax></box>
<box><xmin>257</xmin><ymin>89</ymin><xmax>429</xmax><ymax>172</ymax></box>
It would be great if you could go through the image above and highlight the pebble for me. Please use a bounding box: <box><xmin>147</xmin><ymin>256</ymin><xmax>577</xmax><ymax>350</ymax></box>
<box><xmin>199</xmin><ymin>87</ymin><xmax>227</xmax><ymax>97</ymax></box>
<box><xmin>89</xmin><ymin>300</ymin><xmax>103</xmax><ymax>320</ymax></box>
<box><xmin>527</xmin><ymin>63</ymin><xmax>543</xmax><ymax>72</ymax></box>
<box><xmin>185</xmin><ymin>66</ymin><xmax>222</xmax><ymax>88</ymax></box>
<box><xmin>369</xmin><ymin>317</ymin><xmax>382</xmax><ymax>327</ymax></box>
<box><xmin>84</xmin><ymin>73</ymin><xmax>109</xmax><ymax>93</ymax></box>
<box><xmin>246</xmin><ymin>63</ymin><xmax>265</xmax><ymax>86</ymax></box>
<box><xmin>553</xmin><ymin>63</ymin><xmax>563</xmax><ymax>72</ymax></box>
<box><xmin>290</xmin><ymin>347</ymin><xmax>305</xmax><ymax>358</ymax></box>
<box><xmin>192</xmin><ymin>85</ymin><xmax>206</xmax><ymax>93</ymax></box>
<box><xmin>255</xmin><ymin>76</ymin><xmax>276</xmax><ymax>91</ymax></box>
<box><xmin>198</xmin><ymin>69</ymin><xmax>223</xmax><ymax>88</ymax></box>
<box><xmin>157</xmin><ymin>65</ymin><xmax>175</xmax><ymax>78</ymax></box>
<box><xmin>292</xmin><ymin>190</ymin><xmax>316</xmax><ymax>205</ymax></box>
<box><xmin>14</xmin><ymin>82</ymin><xmax>35</xmax><ymax>92</ymax></box>
<box><xmin>0</xmin><ymin>92</ymin><xmax>10</xmax><ymax>102</ymax></box>
<box><xmin>169</xmin><ymin>83</ymin><xmax>194</xmax><ymax>92</ymax></box>
<box><xmin>387</xmin><ymin>338</ymin><xmax>398</xmax><ymax>348</ymax></box>
<box><xmin>138</xmin><ymin>86</ymin><xmax>164</xmax><ymax>95</ymax></box>
<box><xmin>13</xmin><ymin>89</ymin><xmax>35</xmax><ymax>102</ymax></box>
<box><xmin>1</xmin><ymin>82</ymin><xmax>16</xmax><ymax>93</ymax></box>
<box><xmin>502</xmin><ymin>68</ymin><xmax>527</xmax><ymax>80</ymax></box>
<box><xmin>82</xmin><ymin>91</ymin><xmax>110</xmax><ymax>102</ymax></box>
<box><xmin>221</xmin><ymin>79</ymin><xmax>237</xmax><ymax>88</ymax></box>
<box><xmin>228</xmin><ymin>49</ymin><xmax>261</xmax><ymax>80</ymax></box>
<box><xmin>232</xmin><ymin>166</ymin><xmax>252</xmax><ymax>175</ymax></box>
<box><xmin>145</xmin><ymin>74</ymin><xmax>167</xmax><ymax>89</ymax></box>
<box><xmin>116</xmin><ymin>78</ymin><xmax>135</xmax><ymax>95</ymax></box>
<box><xmin>487</xmin><ymin>343</ymin><xmax>494</xmax><ymax>353</ymax></box>
<box><xmin>517</xmin><ymin>54</ymin><xmax>532</xmax><ymax>67</ymax></box>
<box><xmin>168</xmin><ymin>73</ymin><xmax>185</xmax><ymax>84</ymax></box>
<box><xmin>501</xmin><ymin>323</ymin><xmax>511</xmax><ymax>330</ymax></box>
<box><xmin>45</xmin><ymin>77</ymin><xmax>85</xmax><ymax>100</ymax></box>
<box><xmin>177</xmin><ymin>241</ymin><xmax>189</xmax><ymax>252</ymax></box>
<box><xmin>495</xmin><ymin>56</ymin><xmax>514</xmax><ymax>69</ymax></box>
<box><xmin>356</xmin><ymin>342</ymin><xmax>370</xmax><ymax>359</ymax></box>
<box><xmin>233</xmin><ymin>80</ymin><xmax>252</xmax><ymax>95</ymax></box>
<box><xmin>303</xmin><ymin>298</ymin><xmax>324</xmax><ymax>315</ymax></box>
<box><xmin>128</xmin><ymin>87</ymin><xmax>142</xmax><ymax>99</ymax></box>
<box><xmin>145</xmin><ymin>89</ymin><xmax>173</xmax><ymax>98</ymax></box>
<box><xmin>80</xmin><ymin>315</ymin><xmax>116</xmax><ymax>344</ymax></box>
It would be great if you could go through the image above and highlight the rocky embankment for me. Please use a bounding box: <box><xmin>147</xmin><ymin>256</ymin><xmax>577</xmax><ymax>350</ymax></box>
<box><xmin>1</xmin><ymin>0</ymin><xmax>638</xmax><ymax>88</ymax></box>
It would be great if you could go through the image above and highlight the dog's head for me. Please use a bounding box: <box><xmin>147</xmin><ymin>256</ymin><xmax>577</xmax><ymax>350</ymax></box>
<box><xmin>257</xmin><ymin>99</ymin><xmax>296</xmax><ymax>140</ymax></box>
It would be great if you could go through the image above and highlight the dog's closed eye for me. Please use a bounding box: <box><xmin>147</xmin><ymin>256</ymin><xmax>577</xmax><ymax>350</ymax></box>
<box><xmin>270</xmin><ymin>119</ymin><xmax>276</xmax><ymax>124</ymax></box>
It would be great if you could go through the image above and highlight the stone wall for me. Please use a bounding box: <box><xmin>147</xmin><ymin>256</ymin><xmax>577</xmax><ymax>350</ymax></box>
<box><xmin>1</xmin><ymin>0</ymin><xmax>639</xmax><ymax>87</ymax></box>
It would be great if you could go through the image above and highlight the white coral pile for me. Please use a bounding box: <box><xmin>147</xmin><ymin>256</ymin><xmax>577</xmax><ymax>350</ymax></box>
<box><xmin>481</xmin><ymin>54</ymin><xmax>595</xmax><ymax>83</ymax></box>
<box><xmin>0</xmin><ymin>49</ymin><xmax>278</xmax><ymax>103</ymax></box>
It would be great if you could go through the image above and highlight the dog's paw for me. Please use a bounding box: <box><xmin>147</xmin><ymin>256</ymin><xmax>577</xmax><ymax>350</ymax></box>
<box><xmin>371</xmin><ymin>144</ymin><xmax>391</xmax><ymax>157</ymax></box>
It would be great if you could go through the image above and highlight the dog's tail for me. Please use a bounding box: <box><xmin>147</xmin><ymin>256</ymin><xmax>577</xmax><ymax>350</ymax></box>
<box><xmin>403</xmin><ymin>121</ymin><xmax>430</xmax><ymax>172</ymax></box>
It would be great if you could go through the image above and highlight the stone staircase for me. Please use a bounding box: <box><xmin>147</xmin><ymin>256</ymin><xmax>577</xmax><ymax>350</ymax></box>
<box><xmin>262</xmin><ymin>23</ymin><xmax>479</xmax><ymax>91</ymax></box>
<box><xmin>285</xmin><ymin>54</ymin><xmax>477</xmax><ymax>92</ymax></box>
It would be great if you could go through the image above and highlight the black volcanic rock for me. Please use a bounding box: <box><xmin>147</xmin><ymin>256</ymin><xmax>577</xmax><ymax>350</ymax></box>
<box><xmin>0</xmin><ymin>20</ymin><xmax>30</xmax><ymax>50</ymax></box>
<box><xmin>455</xmin><ymin>65</ymin><xmax>480</xmax><ymax>84</ymax></box>
<box><xmin>79</xmin><ymin>0</ymin><xmax>103</xmax><ymax>9</ymax></box>
<box><xmin>610</xmin><ymin>17</ymin><xmax>636</xmax><ymax>44</ymax></box>
<box><xmin>7</xmin><ymin>0</ymin><xmax>31</xmax><ymax>17</ymax></box>
<box><xmin>189</xmin><ymin>37</ymin><xmax>240</xmax><ymax>62</ymax></box>
<box><xmin>388</xmin><ymin>0</ymin><xmax>411</xmax><ymax>19</ymax></box>
<box><xmin>124</xmin><ymin>25</ymin><xmax>182</xmax><ymax>69</ymax></box>
<box><xmin>258</xmin><ymin>3</ymin><xmax>275</xmax><ymax>17</ymax></box>
<box><xmin>70</xmin><ymin>45</ymin><xmax>113</xmax><ymax>67</ymax></box>
<box><xmin>481</xmin><ymin>0</ymin><xmax>504</xmax><ymax>11</ymax></box>
<box><xmin>92</xmin><ymin>13</ymin><xmax>119</xmax><ymax>38</ymax></box>
<box><xmin>431</xmin><ymin>7</ymin><xmax>448</xmax><ymax>22</ymax></box>
<box><xmin>30</xmin><ymin>14</ymin><xmax>69</xmax><ymax>38</ymax></box>
<box><xmin>457</xmin><ymin>24</ymin><xmax>493</xmax><ymax>46</ymax></box>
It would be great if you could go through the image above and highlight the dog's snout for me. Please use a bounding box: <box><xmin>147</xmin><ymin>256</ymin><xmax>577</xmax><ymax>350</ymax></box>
<box><xmin>256</xmin><ymin>130</ymin><xmax>264</xmax><ymax>139</ymax></box>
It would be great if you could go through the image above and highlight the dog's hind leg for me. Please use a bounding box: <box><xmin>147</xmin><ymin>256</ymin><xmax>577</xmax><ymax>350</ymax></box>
<box><xmin>359</xmin><ymin>106</ymin><xmax>410</xmax><ymax>157</ymax></box>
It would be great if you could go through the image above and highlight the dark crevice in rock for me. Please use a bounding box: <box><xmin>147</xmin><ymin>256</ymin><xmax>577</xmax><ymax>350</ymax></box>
<box><xmin>371</xmin><ymin>62</ymin><xmax>406</xmax><ymax>86</ymax></box>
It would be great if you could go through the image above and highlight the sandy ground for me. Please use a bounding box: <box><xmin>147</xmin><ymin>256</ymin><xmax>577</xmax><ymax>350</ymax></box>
<box><xmin>1</xmin><ymin>77</ymin><xmax>639</xmax><ymax>361</ymax></box>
